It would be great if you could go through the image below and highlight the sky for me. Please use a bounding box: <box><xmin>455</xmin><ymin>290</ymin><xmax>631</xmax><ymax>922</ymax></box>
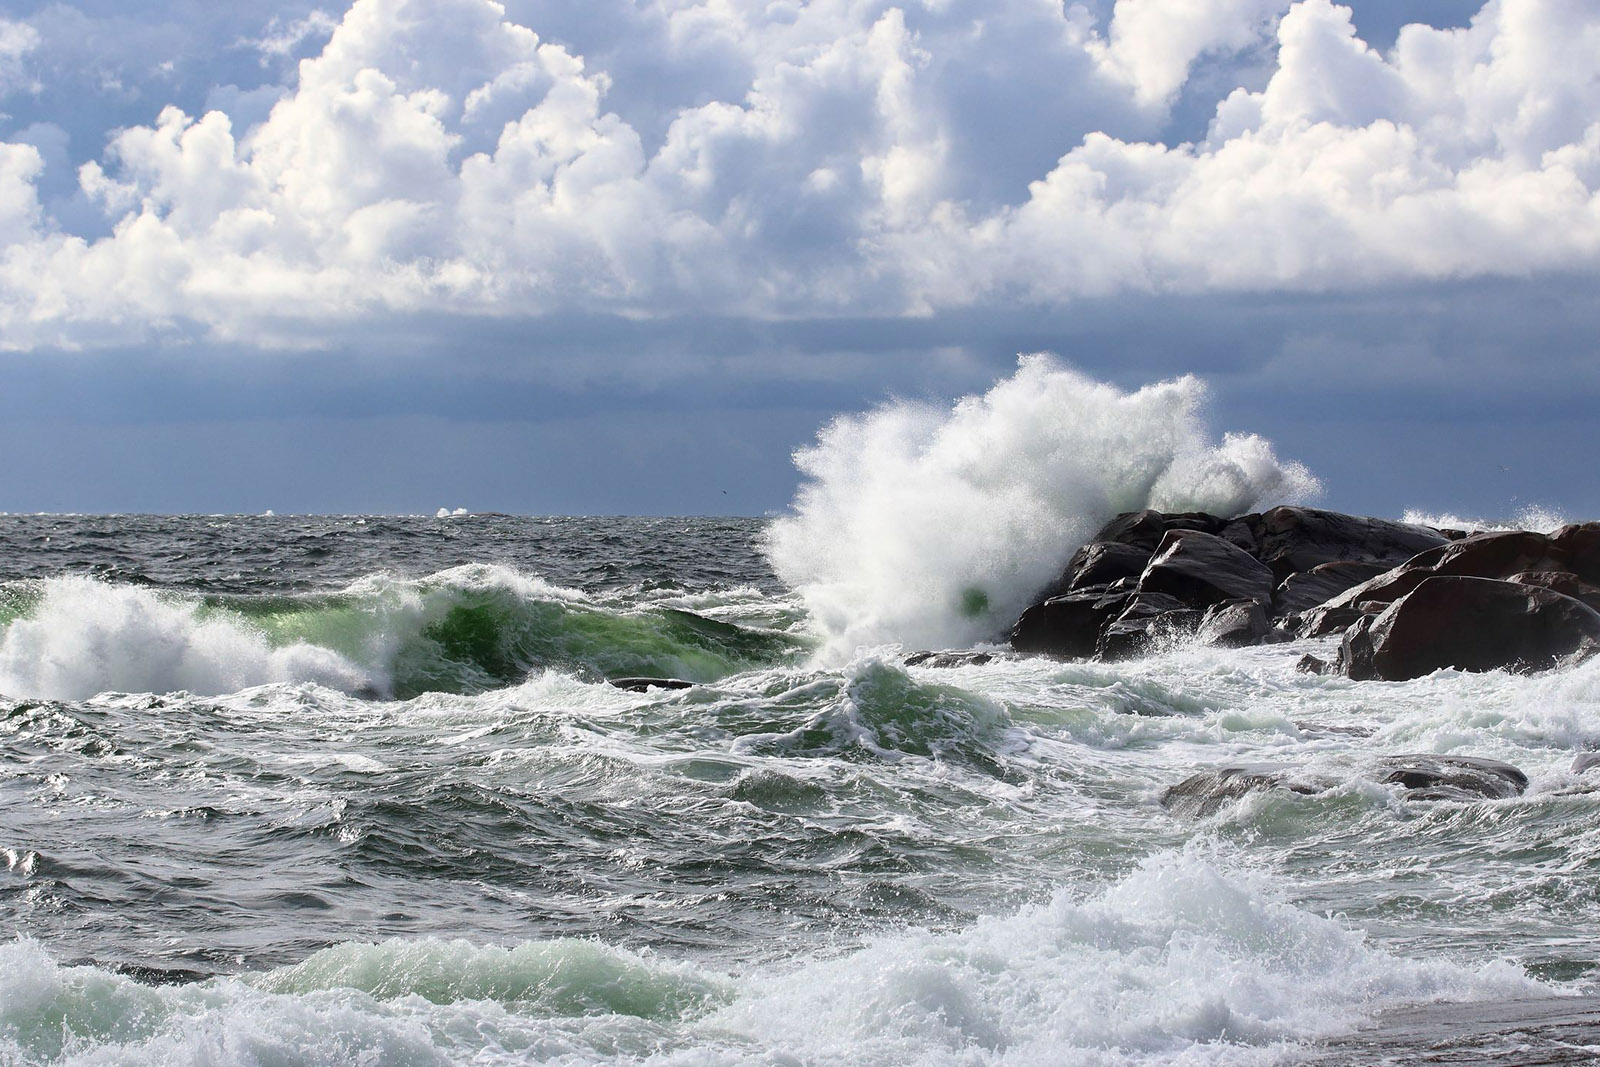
<box><xmin>0</xmin><ymin>0</ymin><xmax>1595</xmax><ymax>518</ymax></box>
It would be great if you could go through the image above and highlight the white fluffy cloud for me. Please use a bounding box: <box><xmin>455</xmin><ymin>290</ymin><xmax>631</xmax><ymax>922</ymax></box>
<box><xmin>0</xmin><ymin>0</ymin><xmax>1597</xmax><ymax>346</ymax></box>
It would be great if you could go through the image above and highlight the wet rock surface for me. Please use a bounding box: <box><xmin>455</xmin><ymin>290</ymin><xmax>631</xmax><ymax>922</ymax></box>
<box><xmin>1163</xmin><ymin>754</ymin><xmax>1529</xmax><ymax>816</ymax></box>
<box><xmin>1009</xmin><ymin>508</ymin><xmax>1600</xmax><ymax>675</ymax></box>
<box><xmin>1337</xmin><ymin>576</ymin><xmax>1600</xmax><ymax>681</ymax></box>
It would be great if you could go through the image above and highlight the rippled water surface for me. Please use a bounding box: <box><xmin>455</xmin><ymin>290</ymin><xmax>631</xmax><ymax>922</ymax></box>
<box><xmin>1</xmin><ymin>515</ymin><xmax>1596</xmax><ymax>1066</ymax></box>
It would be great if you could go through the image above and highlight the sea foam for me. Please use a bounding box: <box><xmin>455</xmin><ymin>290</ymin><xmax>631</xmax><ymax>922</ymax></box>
<box><xmin>0</xmin><ymin>853</ymin><xmax>1541</xmax><ymax>1067</ymax></box>
<box><xmin>766</xmin><ymin>357</ymin><xmax>1320</xmax><ymax>659</ymax></box>
<box><xmin>0</xmin><ymin>577</ymin><xmax>370</xmax><ymax>701</ymax></box>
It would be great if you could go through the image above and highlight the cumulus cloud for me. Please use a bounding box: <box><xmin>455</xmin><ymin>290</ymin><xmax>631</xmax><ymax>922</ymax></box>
<box><xmin>0</xmin><ymin>0</ymin><xmax>1597</xmax><ymax>346</ymax></box>
<box><xmin>0</xmin><ymin>17</ymin><xmax>41</xmax><ymax>98</ymax></box>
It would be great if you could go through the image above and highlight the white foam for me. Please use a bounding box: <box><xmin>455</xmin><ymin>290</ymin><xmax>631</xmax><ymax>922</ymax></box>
<box><xmin>0</xmin><ymin>577</ymin><xmax>371</xmax><ymax>701</ymax></box>
<box><xmin>0</xmin><ymin>853</ymin><xmax>1541</xmax><ymax>1066</ymax></box>
<box><xmin>1401</xmin><ymin>505</ymin><xmax>1568</xmax><ymax>534</ymax></box>
<box><xmin>766</xmin><ymin>357</ymin><xmax>1319</xmax><ymax>660</ymax></box>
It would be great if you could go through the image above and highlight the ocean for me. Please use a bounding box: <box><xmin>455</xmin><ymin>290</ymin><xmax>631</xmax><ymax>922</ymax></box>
<box><xmin>2</xmin><ymin>509</ymin><xmax>1595</xmax><ymax>1066</ymax></box>
<box><xmin>1</xmin><ymin>364</ymin><xmax>1595</xmax><ymax>1066</ymax></box>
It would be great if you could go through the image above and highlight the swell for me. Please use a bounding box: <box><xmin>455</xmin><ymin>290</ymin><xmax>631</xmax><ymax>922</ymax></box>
<box><xmin>0</xmin><ymin>566</ymin><xmax>809</xmax><ymax>701</ymax></box>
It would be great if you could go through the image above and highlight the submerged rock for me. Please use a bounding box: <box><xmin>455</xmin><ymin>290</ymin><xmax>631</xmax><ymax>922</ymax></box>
<box><xmin>1164</xmin><ymin>754</ymin><xmax>1528</xmax><ymax>817</ymax></box>
<box><xmin>609</xmin><ymin>677</ymin><xmax>696</xmax><ymax>692</ymax></box>
<box><xmin>1378</xmin><ymin>755</ymin><xmax>1528</xmax><ymax>801</ymax></box>
<box><xmin>904</xmin><ymin>650</ymin><xmax>997</xmax><ymax>668</ymax></box>
<box><xmin>1160</xmin><ymin>763</ymin><xmax>1321</xmax><ymax>817</ymax></box>
<box><xmin>1338</xmin><ymin>576</ymin><xmax>1600</xmax><ymax>681</ymax></box>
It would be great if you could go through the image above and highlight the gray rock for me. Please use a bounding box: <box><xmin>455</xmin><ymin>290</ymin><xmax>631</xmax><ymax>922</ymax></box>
<box><xmin>904</xmin><ymin>650</ymin><xmax>997</xmax><ymax>668</ymax></box>
<box><xmin>1096</xmin><ymin>593</ymin><xmax>1199</xmax><ymax>660</ymax></box>
<box><xmin>1161</xmin><ymin>763</ymin><xmax>1322</xmax><ymax>817</ymax></box>
<box><xmin>1274</xmin><ymin>560</ymin><xmax>1389</xmax><ymax>616</ymax></box>
<box><xmin>1138</xmin><ymin>529</ymin><xmax>1275</xmax><ymax>609</ymax></box>
<box><xmin>1378</xmin><ymin>755</ymin><xmax>1528</xmax><ymax>800</ymax></box>
<box><xmin>1253</xmin><ymin>507</ymin><xmax>1448</xmax><ymax>583</ymax></box>
<box><xmin>1338</xmin><ymin>576</ymin><xmax>1600</xmax><ymax>681</ymax></box>
<box><xmin>1010</xmin><ymin>587</ymin><xmax>1129</xmax><ymax>658</ymax></box>
<box><xmin>1063</xmin><ymin>541</ymin><xmax>1154</xmax><ymax>592</ymax></box>
<box><xmin>1197</xmin><ymin>599</ymin><xmax>1271</xmax><ymax>647</ymax></box>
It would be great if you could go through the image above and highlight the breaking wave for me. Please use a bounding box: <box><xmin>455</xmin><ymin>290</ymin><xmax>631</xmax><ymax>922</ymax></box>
<box><xmin>765</xmin><ymin>357</ymin><xmax>1320</xmax><ymax>659</ymax></box>
<box><xmin>0</xmin><ymin>566</ymin><xmax>807</xmax><ymax>702</ymax></box>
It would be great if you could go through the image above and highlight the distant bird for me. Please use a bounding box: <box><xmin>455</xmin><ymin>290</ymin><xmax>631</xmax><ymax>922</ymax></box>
<box><xmin>1496</xmin><ymin>464</ymin><xmax>1511</xmax><ymax>472</ymax></box>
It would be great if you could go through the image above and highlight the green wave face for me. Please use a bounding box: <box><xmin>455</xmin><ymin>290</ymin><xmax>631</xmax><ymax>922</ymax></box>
<box><xmin>237</xmin><ymin>572</ymin><xmax>810</xmax><ymax>699</ymax></box>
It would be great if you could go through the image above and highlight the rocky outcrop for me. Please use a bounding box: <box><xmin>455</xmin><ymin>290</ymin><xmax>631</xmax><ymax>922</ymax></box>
<box><xmin>1336</xmin><ymin>576</ymin><xmax>1600</xmax><ymax>681</ymax></box>
<box><xmin>1009</xmin><ymin>510</ymin><xmax>1600</xmax><ymax>675</ymax></box>
<box><xmin>1377</xmin><ymin>754</ymin><xmax>1528</xmax><ymax>801</ymax></box>
<box><xmin>609</xmin><ymin>677</ymin><xmax>696</xmax><ymax>691</ymax></box>
<box><xmin>1251</xmin><ymin>507</ymin><xmax>1448</xmax><ymax>583</ymax></box>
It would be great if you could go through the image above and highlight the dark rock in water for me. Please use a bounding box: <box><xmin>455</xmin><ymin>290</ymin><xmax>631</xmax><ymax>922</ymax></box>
<box><xmin>1062</xmin><ymin>541</ymin><xmax>1154</xmax><ymax>592</ymax></box>
<box><xmin>1338</xmin><ymin>576</ymin><xmax>1600</xmax><ymax>681</ymax></box>
<box><xmin>904</xmin><ymin>650</ymin><xmax>996</xmax><ymax>668</ymax></box>
<box><xmin>1273</xmin><ymin>560</ymin><xmax>1389</xmax><ymax>616</ymax></box>
<box><xmin>1092</xmin><ymin>509</ymin><xmax>1168</xmax><ymax>551</ymax></box>
<box><xmin>1296</xmin><ymin>653</ymin><xmax>1328</xmax><ymax>675</ymax></box>
<box><xmin>1096</xmin><ymin>593</ymin><xmax>1199</xmax><ymax>660</ymax></box>
<box><xmin>609</xmin><ymin>677</ymin><xmax>696</xmax><ymax>692</ymax></box>
<box><xmin>1010</xmin><ymin>587</ymin><xmax>1129</xmax><ymax>657</ymax></box>
<box><xmin>1293</xmin><ymin>720</ymin><xmax>1375</xmax><ymax>739</ymax></box>
<box><xmin>1252</xmin><ymin>506</ymin><xmax>1448</xmax><ymax>583</ymax></box>
<box><xmin>1161</xmin><ymin>763</ymin><xmax>1324</xmax><ymax>817</ymax></box>
<box><xmin>1138</xmin><ymin>529</ymin><xmax>1274</xmax><ymax>609</ymax></box>
<box><xmin>1196</xmin><ymin>599</ymin><xmax>1270</xmax><ymax>648</ymax></box>
<box><xmin>1305</xmin><ymin>528</ymin><xmax>1589</xmax><ymax>638</ymax></box>
<box><xmin>1571</xmin><ymin>752</ymin><xmax>1600</xmax><ymax>775</ymax></box>
<box><xmin>1378</xmin><ymin>754</ymin><xmax>1528</xmax><ymax>801</ymax></box>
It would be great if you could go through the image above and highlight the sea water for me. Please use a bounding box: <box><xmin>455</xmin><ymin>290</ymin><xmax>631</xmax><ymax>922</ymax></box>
<box><xmin>1</xmin><ymin>362</ymin><xmax>1592</xmax><ymax>1065</ymax></box>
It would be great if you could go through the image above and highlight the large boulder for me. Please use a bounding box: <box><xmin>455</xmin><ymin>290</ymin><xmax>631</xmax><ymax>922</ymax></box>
<box><xmin>1552</xmin><ymin>522</ymin><xmax>1600</xmax><ymax>585</ymax></box>
<box><xmin>1252</xmin><ymin>507</ymin><xmax>1448</xmax><ymax>583</ymax></box>
<box><xmin>1061</xmin><ymin>541</ymin><xmax>1154</xmax><ymax>592</ymax></box>
<box><xmin>1010</xmin><ymin>588</ymin><xmax>1129</xmax><ymax>657</ymax></box>
<box><xmin>1338</xmin><ymin>576</ymin><xmax>1600</xmax><ymax>681</ymax></box>
<box><xmin>1137</xmin><ymin>529</ymin><xmax>1275</xmax><ymax>609</ymax></box>
<box><xmin>1092</xmin><ymin>509</ymin><xmax>1168</xmax><ymax>551</ymax></box>
<box><xmin>1096</xmin><ymin>593</ymin><xmax>1200</xmax><ymax>660</ymax></box>
<box><xmin>1273</xmin><ymin>560</ymin><xmax>1389</xmax><ymax>616</ymax></box>
<box><xmin>1197</xmin><ymin>599</ymin><xmax>1272</xmax><ymax>648</ymax></box>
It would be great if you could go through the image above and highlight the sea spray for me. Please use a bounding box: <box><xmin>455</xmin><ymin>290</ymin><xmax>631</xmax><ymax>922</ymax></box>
<box><xmin>765</xmin><ymin>357</ymin><xmax>1320</xmax><ymax>659</ymax></box>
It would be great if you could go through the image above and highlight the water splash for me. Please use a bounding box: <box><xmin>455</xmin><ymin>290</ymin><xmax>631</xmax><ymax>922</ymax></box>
<box><xmin>765</xmin><ymin>356</ymin><xmax>1319</xmax><ymax>659</ymax></box>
